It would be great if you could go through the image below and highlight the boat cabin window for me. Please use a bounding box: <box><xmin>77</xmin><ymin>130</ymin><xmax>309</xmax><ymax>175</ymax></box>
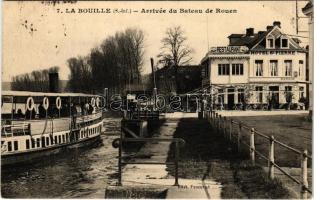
<box><xmin>36</xmin><ymin>138</ymin><xmax>40</xmax><ymax>148</ymax></box>
<box><xmin>7</xmin><ymin>141</ymin><xmax>12</xmax><ymax>151</ymax></box>
<box><xmin>26</xmin><ymin>139</ymin><xmax>30</xmax><ymax>149</ymax></box>
<box><xmin>58</xmin><ymin>135</ymin><xmax>62</xmax><ymax>144</ymax></box>
<box><xmin>41</xmin><ymin>137</ymin><xmax>46</xmax><ymax>147</ymax></box>
<box><xmin>62</xmin><ymin>135</ymin><xmax>65</xmax><ymax>143</ymax></box>
<box><xmin>54</xmin><ymin>136</ymin><xmax>58</xmax><ymax>144</ymax></box>
<box><xmin>46</xmin><ymin>137</ymin><xmax>49</xmax><ymax>146</ymax></box>
<box><xmin>13</xmin><ymin>141</ymin><xmax>18</xmax><ymax>151</ymax></box>
<box><xmin>32</xmin><ymin>139</ymin><xmax>35</xmax><ymax>148</ymax></box>
<box><xmin>50</xmin><ymin>136</ymin><xmax>54</xmax><ymax>145</ymax></box>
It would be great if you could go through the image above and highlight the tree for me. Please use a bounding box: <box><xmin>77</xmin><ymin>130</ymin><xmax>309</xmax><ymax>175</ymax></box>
<box><xmin>11</xmin><ymin>66</ymin><xmax>59</xmax><ymax>92</ymax></box>
<box><xmin>67</xmin><ymin>27</ymin><xmax>145</xmax><ymax>94</ymax></box>
<box><xmin>157</xmin><ymin>26</ymin><xmax>193</xmax><ymax>93</ymax></box>
<box><xmin>67</xmin><ymin>56</ymin><xmax>92</xmax><ymax>93</ymax></box>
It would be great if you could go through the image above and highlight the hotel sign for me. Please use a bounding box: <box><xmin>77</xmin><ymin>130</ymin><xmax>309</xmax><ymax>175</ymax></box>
<box><xmin>210</xmin><ymin>46</ymin><xmax>249</xmax><ymax>54</ymax></box>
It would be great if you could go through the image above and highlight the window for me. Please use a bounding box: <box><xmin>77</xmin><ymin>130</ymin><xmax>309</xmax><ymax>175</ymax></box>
<box><xmin>232</xmin><ymin>64</ymin><xmax>244</xmax><ymax>75</ymax></box>
<box><xmin>285</xmin><ymin>86</ymin><xmax>292</xmax><ymax>92</ymax></box>
<box><xmin>31</xmin><ymin>139</ymin><xmax>35</xmax><ymax>148</ymax></box>
<box><xmin>269</xmin><ymin>60</ymin><xmax>278</xmax><ymax>76</ymax></box>
<box><xmin>267</xmin><ymin>38</ymin><xmax>274</xmax><ymax>48</ymax></box>
<box><xmin>26</xmin><ymin>139</ymin><xmax>30</xmax><ymax>149</ymax></box>
<box><xmin>255</xmin><ymin>87</ymin><xmax>263</xmax><ymax>103</ymax></box>
<box><xmin>36</xmin><ymin>138</ymin><xmax>40</xmax><ymax>148</ymax></box>
<box><xmin>41</xmin><ymin>137</ymin><xmax>45</xmax><ymax>148</ymax></box>
<box><xmin>58</xmin><ymin>135</ymin><xmax>62</xmax><ymax>144</ymax></box>
<box><xmin>7</xmin><ymin>141</ymin><xmax>12</xmax><ymax>151</ymax></box>
<box><xmin>62</xmin><ymin>135</ymin><xmax>65</xmax><ymax>143</ymax></box>
<box><xmin>218</xmin><ymin>64</ymin><xmax>230</xmax><ymax>75</ymax></box>
<box><xmin>14</xmin><ymin>141</ymin><xmax>18</xmax><ymax>151</ymax></box>
<box><xmin>238</xmin><ymin>89</ymin><xmax>245</xmax><ymax>103</ymax></box>
<box><xmin>284</xmin><ymin>60</ymin><xmax>292</xmax><ymax>76</ymax></box>
<box><xmin>218</xmin><ymin>89</ymin><xmax>224</xmax><ymax>104</ymax></box>
<box><xmin>299</xmin><ymin>60</ymin><xmax>304</xmax><ymax>77</ymax></box>
<box><xmin>281</xmin><ymin>38</ymin><xmax>288</xmax><ymax>48</ymax></box>
<box><xmin>54</xmin><ymin>136</ymin><xmax>58</xmax><ymax>144</ymax></box>
<box><xmin>300</xmin><ymin>87</ymin><xmax>304</xmax><ymax>98</ymax></box>
<box><xmin>66</xmin><ymin>133</ymin><xmax>69</xmax><ymax>142</ymax></box>
<box><xmin>255</xmin><ymin>60</ymin><xmax>263</xmax><ymax>76</ymax></box>
<box><xmin>46</xmin><ymin>137</ymin><xmax>49</xmax><ymax>146</ymax></box>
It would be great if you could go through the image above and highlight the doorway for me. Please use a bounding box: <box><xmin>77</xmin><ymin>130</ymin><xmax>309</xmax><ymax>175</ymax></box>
<box><xmin>269</xmin><ymin>86</ymin><xmax>279</xmax><ymax>108</ymax></box>
<box><xmin>227</xmin><ymin>88</ymin><xmax>235</xmax><ymax>110</ymax></box>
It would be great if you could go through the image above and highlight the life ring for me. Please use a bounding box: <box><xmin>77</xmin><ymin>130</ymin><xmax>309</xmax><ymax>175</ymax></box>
<box><xmin>56</xmin><ymin>97</ymin><xmax>62</xmax><ymax>109</ymax></box>
<box><xmin>91</xmin><ymin>98</ymin><xmax>96</xmax><ymax>107</ymax></box>
<box><xmin>43</xmin><ymin>97</ymin><xmax>49</xmax><ymax>110</ymax></box>
<box><xmin>26</xmin><ymin>97</ymin><xmax>35</xmax><ymax>111</ymax></box>
<box><xmin>96</xmin><ymin>97</ymin><xmax>100</xmax><ymax>108</ymax></box>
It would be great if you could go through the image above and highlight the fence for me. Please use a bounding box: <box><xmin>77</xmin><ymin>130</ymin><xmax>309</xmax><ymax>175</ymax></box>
<box><xmin>206</xmin><ymin>110</ymin><xmax>312</xmax><ymax>199</ymax></box>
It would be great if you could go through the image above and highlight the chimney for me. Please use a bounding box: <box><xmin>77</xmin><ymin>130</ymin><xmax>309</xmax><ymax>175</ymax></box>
<box><xmin>49</xmin><ymin>72</ymin><xmax>59</xmax><ymax>93</ymax></box>
<box><xmin>273</xmin><ymin>21</ymin><xmax>281</xmax><ymax>28</ymax></box>
<box><xmin>246</xmin><ymin>28</ymin><xmax>254</xmax><ymax>36</ymax></box>
<box><xmin>266</xmin><ymin>26</ymin><xmax>273</xmax><ymax>31</ymax></box>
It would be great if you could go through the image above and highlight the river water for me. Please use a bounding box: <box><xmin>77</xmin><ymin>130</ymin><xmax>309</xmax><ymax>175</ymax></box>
<box><xmin>1</xmin><ymin>118</ymin><xmax>121</xmax><ymax>198</ymax></box>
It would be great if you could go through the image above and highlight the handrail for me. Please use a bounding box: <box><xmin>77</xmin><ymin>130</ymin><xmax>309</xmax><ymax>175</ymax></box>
<box><xmin>207</xmin><ymin>110</ymin><xmax>312</xmax><ymax>197</ymax></box>
<box><xmin>112</xmin><ymin>137</ymin><xmax>185</xmax><ymax>186</ymax></box>
<box><xmin>120</xmin><ymin>137</ymin><xmax>186</xmax><ymax>144</ymax></box>
<box><xmin>274</xmin><ymin>139</ymin><xmax>303</xmax><ymax>155</ymax></box>
<box><xmin>254</xmin><ymin>130</ymin><xmax>270</xmax><ymax>140</ymax></box>
<box><xmin>230</xmin><ymin>117</ymin><xmax>312</xmax><ymax>159</ymax></box>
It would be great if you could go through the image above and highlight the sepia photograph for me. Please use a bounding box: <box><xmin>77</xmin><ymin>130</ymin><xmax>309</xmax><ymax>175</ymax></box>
<box><xmin>1</xmin><ymin>0</ymin><xmax>313</xmax><ymax>199</ymax></box>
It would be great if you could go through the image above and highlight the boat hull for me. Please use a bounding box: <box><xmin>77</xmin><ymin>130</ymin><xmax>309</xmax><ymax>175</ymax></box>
<box><xmin>1</xmin><ymin>135</ymin><xmax>102</xmax><ymax>167</ymax></box>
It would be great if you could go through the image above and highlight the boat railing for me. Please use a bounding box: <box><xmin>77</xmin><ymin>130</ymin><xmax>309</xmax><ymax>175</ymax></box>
<box><xmin>1</xmin><ymin>110</ymin><xmax>104</xmax><ymax>137</ymax></box>
<box><xmin>1</xmin><ymin>121</ymin><xmax>31</xmax><ymax>137</ymax></box>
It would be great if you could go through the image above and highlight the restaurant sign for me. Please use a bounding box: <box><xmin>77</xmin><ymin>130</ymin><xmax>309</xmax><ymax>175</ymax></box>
<box><xmin>210</xmin><ymin>46</ymin><xmax>249</xmax><ymax>54</ymax></box>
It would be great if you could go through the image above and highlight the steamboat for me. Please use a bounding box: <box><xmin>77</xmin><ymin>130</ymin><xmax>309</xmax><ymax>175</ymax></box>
<box><xmin>1</xmin><ymin>91</ymin><xmax>105</xmax><ymax>166</ymax></box>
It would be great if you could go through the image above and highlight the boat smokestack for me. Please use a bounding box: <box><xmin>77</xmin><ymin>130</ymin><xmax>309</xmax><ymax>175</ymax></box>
<box><xmin>49</xmin><ymin>72</ymin><xmax>59</xmax><ymax>93</ymax></box>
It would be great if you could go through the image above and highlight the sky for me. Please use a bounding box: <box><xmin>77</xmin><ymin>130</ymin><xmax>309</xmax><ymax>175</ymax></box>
<box><xmin>2</xmin><ymin>1</ymin><xmax>309</xmax><ymax>82</ymax></box>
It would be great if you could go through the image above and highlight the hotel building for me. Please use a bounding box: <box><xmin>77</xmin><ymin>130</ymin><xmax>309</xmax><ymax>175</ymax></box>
<box><xmin>201</xmin><ymin>21</ymin><xmax>308</xmax><ymax>109</ymax></box>
<box><xmin>302</xmin><ymin>1</ymin><xmax>313</xmax><ymax>114</ymax></box>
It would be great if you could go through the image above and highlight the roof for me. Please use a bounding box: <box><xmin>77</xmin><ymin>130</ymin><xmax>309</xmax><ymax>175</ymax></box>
<box><xmin>1</xmin><ymin>90</ymin><xmax>101</xmax><ymax>97</ymax></box>
<box><xmin>228</xmin><ymin>34</ymin><xmax>244</xmax><ymax>38</ymax></box>
<box><xmin>227</xmin><ymin>26</ymin><xmax>304</xmax><ymax>50</ymax></box>
<box><xmin>228</xmin><ymin>31</ymin><xmax>269</xmax><ymax>49</ymax></box>
<box><xmin>292</xmin><ymin>37</ymin><xmax>302</xmax><ymax>44</ymax></box>
<box><xmin>302</xmin><ymin>1</ymin><xmax>313</xmax><ymax>14</ymax></box>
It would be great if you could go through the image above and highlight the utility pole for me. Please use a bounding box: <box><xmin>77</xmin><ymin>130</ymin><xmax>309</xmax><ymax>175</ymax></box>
<box><xmin>150</xmin><ymin>58</ymin><xmax>157</xmax><ymax>111</ymax></box>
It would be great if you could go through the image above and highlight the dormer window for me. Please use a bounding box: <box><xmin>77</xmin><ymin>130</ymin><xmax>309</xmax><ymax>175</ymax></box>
<box><xmin>267</xmin><ymin>37</ymin><xmax>275</xmax><ymax>49</ymax></box>
<box><xmin>281</xmin><ymin>38</ymin><xmax>288</xmax><ymax>48</ymax></box>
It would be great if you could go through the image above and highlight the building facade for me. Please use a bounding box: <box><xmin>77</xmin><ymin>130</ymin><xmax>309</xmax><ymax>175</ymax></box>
<box><xmin>201</xmin><ymin>21</ymin><xmax>308</xmax><ymax>110</ymax></box>
<box><xmin>302</xmin><ymin>1</ymin><xmax>313</xmax><ymax>114</ymax></box>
